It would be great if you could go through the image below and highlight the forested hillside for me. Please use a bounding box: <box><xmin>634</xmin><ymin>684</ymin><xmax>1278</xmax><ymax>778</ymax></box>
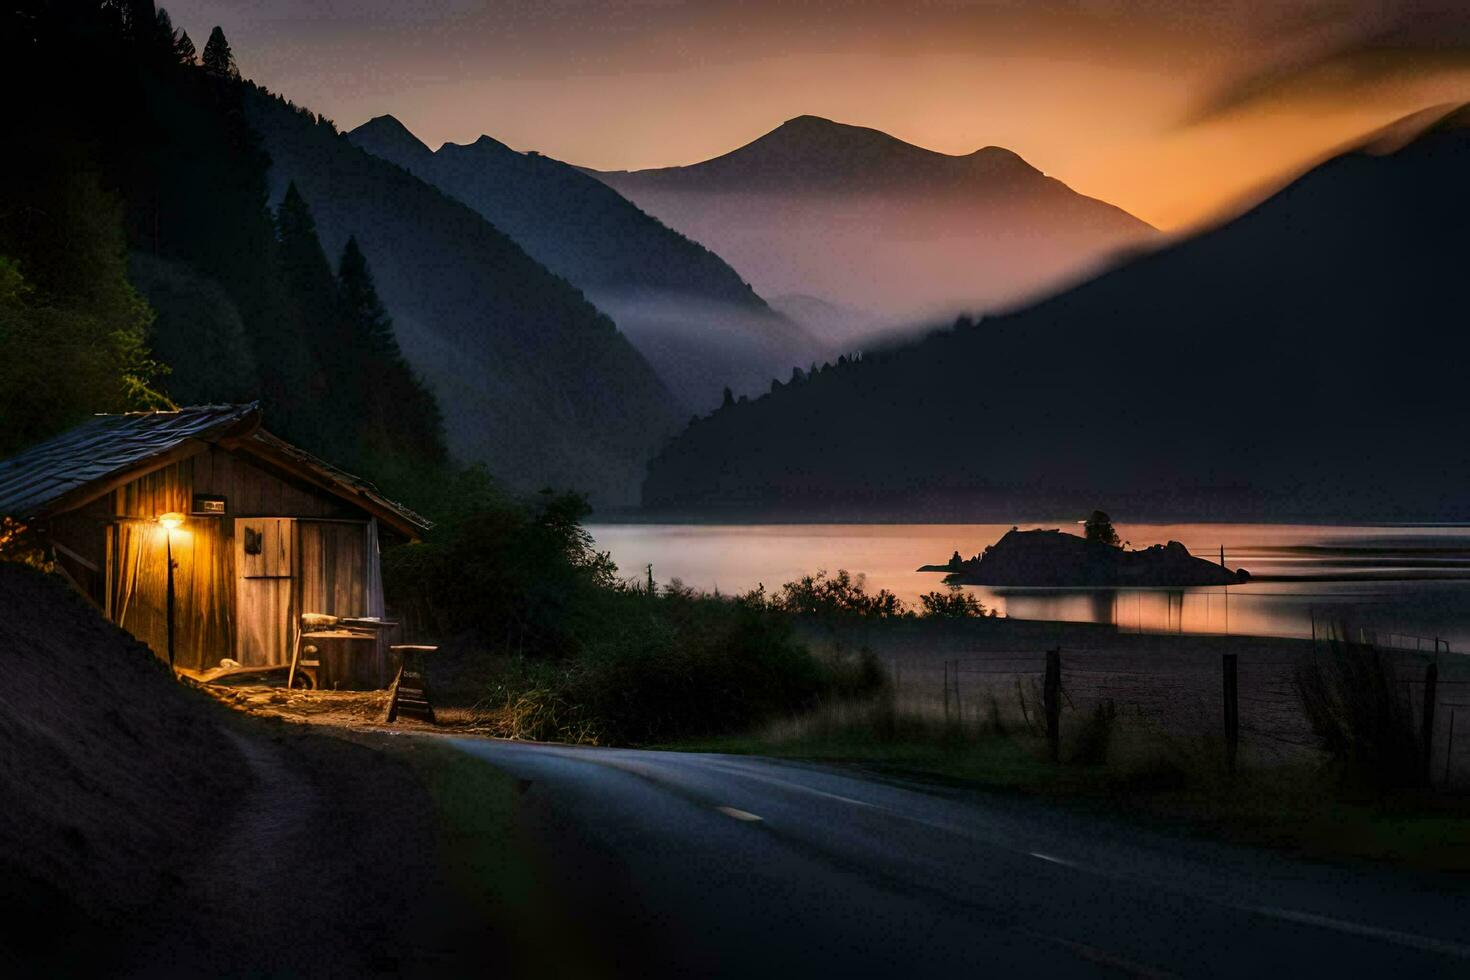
<box><xmin>1</xmin><ymin>2</ymin><xmax>681</xmax><ymax>505</ymax></box>
<box><xmin>348</xmin><ymin>115</ymin><xmax>823</xmax><ymax>410</ymax></box>
<box><xmin>245</xmin><ymin>94</ymin><xmax>682</xmax><ymax>503</ymax></box>
<box><xmin>644</xmin><ymin>107</ymin><xmax>1470</xmax><ymax>521</ymax></box>
<box><xmin>0</xmin><ymin>2</ymin><xmax>442</xmax><ymax>482</ymax></box>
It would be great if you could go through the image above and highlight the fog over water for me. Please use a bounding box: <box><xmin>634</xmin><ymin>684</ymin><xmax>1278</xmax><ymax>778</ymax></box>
<box><xmin>588</xmin><ymin>522</ymin><xmax>1470</xmax><ymax>650</ymax></box>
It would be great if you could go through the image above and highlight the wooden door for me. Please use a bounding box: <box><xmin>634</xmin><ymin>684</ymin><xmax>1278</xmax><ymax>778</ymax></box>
<box><xmin>235</xmin><ymin>518</ymin><xmax>294</xmax><ymax>666</ymax></box>
<box><xmin>297</xmin><ymin>521</ymin><xmax>378</xmax><ymax>687</ymax></box>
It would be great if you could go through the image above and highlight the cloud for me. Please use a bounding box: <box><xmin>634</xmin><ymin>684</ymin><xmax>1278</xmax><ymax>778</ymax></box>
<box><xmin>1187</xmin><ymin>2</ymin><xmax>1470</xmax><ymax>121</ymax></box>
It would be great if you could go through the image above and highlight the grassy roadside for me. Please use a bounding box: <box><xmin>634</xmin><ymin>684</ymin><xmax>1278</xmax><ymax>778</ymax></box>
<box><xmin>675</xmin><ymin>718</ymin><xmax>1470</xmax><ymax>873</ymax></box>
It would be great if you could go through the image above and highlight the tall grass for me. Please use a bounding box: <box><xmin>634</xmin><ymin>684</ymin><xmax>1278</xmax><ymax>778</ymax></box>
<box><xmin>1294</xmin><ymin>640</ymin><xmax>1422</xmax><ymax>791</ymax></box>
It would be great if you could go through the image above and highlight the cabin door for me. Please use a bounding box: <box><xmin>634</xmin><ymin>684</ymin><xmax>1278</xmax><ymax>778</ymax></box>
<box><xmin>235</xmin><ymin>518</ymin><xmax>294</xmax><ymax>666</ymax></box>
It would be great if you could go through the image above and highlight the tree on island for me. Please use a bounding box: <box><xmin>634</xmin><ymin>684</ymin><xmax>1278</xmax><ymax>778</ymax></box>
<box><xmin>1084</xmin><ymin>510</ymin><xmax>1121</xmax><ymax>548</ymax></box>
<box><xmin>201</xmin><ymin>26</ymin><xmax>237</xmax><ymax>77</ymax></box>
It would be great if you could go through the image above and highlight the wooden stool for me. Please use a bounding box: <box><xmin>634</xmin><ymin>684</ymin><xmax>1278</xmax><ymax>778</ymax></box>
<box><xmin>383</xmin><ymin>645</ymin><xmax>439</xmax><ymax>723</ymax></box>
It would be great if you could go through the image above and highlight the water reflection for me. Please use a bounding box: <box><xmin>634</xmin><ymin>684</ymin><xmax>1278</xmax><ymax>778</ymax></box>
<box><xmin>587</xmin><ymin>522</ymin><xmax>1470</xmax><ymax>650</ymax></box>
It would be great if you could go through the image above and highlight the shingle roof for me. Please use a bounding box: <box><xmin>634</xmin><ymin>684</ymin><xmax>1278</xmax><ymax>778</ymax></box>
<box><xmin>0</xmin><ymin>404</ymin><xmax>430</xmax><ymax>536</ymax></box>
<box><xmin>0</xmin><ymin>405</ymin><xmax>259</xmax><ymax>521</ymax></box>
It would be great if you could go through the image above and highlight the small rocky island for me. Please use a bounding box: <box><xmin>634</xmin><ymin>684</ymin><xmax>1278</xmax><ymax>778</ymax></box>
<box><xmin>921</xmin><ymin>514</ymin><xmax>1249</xmax><ymax>587</ymax></box>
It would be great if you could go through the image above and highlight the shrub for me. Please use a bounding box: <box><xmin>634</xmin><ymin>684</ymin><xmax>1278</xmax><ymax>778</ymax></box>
<box><xmin>1069</xmin><ymin>700</ymin><xmax>1117</xmax><ymax>766</ymax></box>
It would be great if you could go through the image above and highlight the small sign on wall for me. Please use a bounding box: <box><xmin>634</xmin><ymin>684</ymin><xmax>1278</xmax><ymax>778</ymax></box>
<box><xmin>192</xmin><ymin>493</ymin><xmax>227</xmax><ymax>515</ymax></box>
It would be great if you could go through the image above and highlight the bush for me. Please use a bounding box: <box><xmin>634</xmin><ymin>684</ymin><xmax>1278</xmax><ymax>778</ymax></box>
<box><xmin>383</xmin><ymin>475</ymin><xmax>887</xmax><ymax>745</ymax></box>
<box><xmin>382</xmin><ymin>468</ymin><xmax>617</xmax><ymax>660</ymax></box>
<box><xmin>918</xmin><ymin>586</ymin><xmax>989</xmax><ymax>618</ymax></box>
<box><xmin>1294</xmin><ymin>640</ymin><xmax>1422</xmax><ymax>791</ymax></box>
<box><xmin>773</xmin><ymin>569</ymin><xmax>908</xmax><ymax>620</ymax></box>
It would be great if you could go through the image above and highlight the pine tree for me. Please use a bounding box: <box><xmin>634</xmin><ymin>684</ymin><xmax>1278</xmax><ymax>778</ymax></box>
<box><xmin>200</xmin><ymin>25</ymin><xmax>236</xmax><ymax>76</ymax></box>
<box><xmin>338</xmin><ymin>236</ymin><xmax>400</xmax><ymax>359</ymax></box>
<box><xmin>272</xmin><ymin>182</ymin><xmax>346</xmax><ymax>449</ymax></box>
<box><xmin>175</xmin><ymin>28</ymin><xmax>195</xmax><ymax>64</ymax></box>
<box><xmin>153</xmin><ymin>7</ymin><xmax>179</xmax><ymax>55</ymax></box>
<box><xmin>338</xmin><ymin>236</ymin><xmax>446</xmax><ymax>466</ymax></box>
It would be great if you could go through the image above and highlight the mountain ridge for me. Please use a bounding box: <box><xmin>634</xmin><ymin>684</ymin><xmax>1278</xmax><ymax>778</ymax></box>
<box><xmin>347</xmin><ymin>114</ymin><xmax>827</xmax><ymax>409</ymax></box>
<box><xmin>586</xmin><ymin>114</ymin><xmax>1157</xmax><ymax>322</ymax></box>
<box><xmin>642</xmin><ymin>105</ymin><xmax>1470</xmax><ymax>521</ymax></box>
<box><xmin>591</xmin><ymin>115</ymin><xmax>1048</xmax><ymax>193</ymax></box>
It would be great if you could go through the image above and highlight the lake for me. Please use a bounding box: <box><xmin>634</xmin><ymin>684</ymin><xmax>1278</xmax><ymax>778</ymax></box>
<box><xmin>586</xmin><ymin>522</ymin><xmax>1470</xmax><ymax>651</ymax></box>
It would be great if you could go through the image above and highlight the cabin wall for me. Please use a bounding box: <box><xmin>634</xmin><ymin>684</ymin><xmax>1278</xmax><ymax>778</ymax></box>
<box><xmin>48</xmin><ymin>493</ymin><xmax>112</xmax><ymax>609</ymax></box>
<box><xmin>51</xmin><ymin>446</ymin><xmax>384</xmax><ymax>676</ymax></box>
<box><xmin>191</xmin><ymin>447</ymin><xmax>355</xmax><ymax>520</ymax></box>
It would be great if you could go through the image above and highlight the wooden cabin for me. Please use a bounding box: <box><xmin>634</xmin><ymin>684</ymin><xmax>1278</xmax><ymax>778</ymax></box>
<box><xmin>0</xmin><ymin>404</ymin><xmax>430</xmax><ymax>688</ymax></box>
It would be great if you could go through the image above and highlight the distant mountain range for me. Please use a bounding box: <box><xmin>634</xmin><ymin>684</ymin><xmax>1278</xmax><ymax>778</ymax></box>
<box><xmin>643</xmin><ymin>106</ymin><xmax>1470</xmax><ymax>521</ymax></box>
<box><xmin>242</xmin><ymin>90</ymin><xmax>683</xmax><ymax>505</ymax></box>
<box><xmin>346</xmin><ymin>115</ymin><xmax>824</xmax><ymax>409</ymax></box>
<box><xmin>588</xmin><ymin>115</ymin><xmax>1156</xmax><ymax>330</ymax></box>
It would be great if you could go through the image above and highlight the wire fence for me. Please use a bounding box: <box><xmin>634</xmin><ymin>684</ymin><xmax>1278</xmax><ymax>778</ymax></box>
<box><xmin>884</xmin><ymin>644</ymin><xmax>1470</xmax><ymax>783</ymax></box>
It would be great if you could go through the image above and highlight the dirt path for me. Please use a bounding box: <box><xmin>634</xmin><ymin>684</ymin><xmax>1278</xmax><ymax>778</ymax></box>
<box><xmin>121</xmin><ymin>723</ymin><xmax>455</xmax><ymax>978</ymax></box>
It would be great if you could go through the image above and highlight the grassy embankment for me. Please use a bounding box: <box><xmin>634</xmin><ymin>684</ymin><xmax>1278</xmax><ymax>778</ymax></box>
<box><xmin>683</xmin><ymin>717</ymin><xmax>1470</xmax><ymax>871</ymax></box>
<box><xmin>678</xmin><ymin>618</ymin><xmax>1470</xmax><ymax>873</ymax></box>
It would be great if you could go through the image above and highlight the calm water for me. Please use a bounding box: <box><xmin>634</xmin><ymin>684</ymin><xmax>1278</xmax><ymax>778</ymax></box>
<box><xmin>587</xmin><ymin>522</ymin><xmax>1470</xmax><ymax>650</ymax></box>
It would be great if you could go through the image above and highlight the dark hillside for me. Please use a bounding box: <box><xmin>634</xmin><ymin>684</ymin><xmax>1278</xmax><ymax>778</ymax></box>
<box><xmin>0</xmin><ymin>564</ymin><xmax>246</xmax><ymax>964</ymax></box>
<box><xmin>245</xmin><ymin>92</ymin><xmax>683</xmax><ymax>503</ymax></box>
<box><xmin>0</xmin><ymin>563</ymin><xmax>487</xmax><ymax>975</ymax></box>
<box><xmin>351</xmin><ymin>115</ymin><xmax>766</xmax><ymax>308</ymax></box>
<box><xmin>644</xmin><ymin>107</ymin><xmax>1470</xmax><ymax>521</ymax></box>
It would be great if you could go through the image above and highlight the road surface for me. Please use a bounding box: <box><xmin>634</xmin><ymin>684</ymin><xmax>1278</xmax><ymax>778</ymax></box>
<box><xmin>451</xmin><ymin>738</ymin><xmax>1470</xmax><ymax>978</ymax></box>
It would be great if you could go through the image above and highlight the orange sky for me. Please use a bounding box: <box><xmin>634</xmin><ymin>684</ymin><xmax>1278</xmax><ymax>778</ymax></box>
<box><xmin>169</xmin><ymin>1</ymin><xmax>1469</xmax><ymax>229</ymax></box>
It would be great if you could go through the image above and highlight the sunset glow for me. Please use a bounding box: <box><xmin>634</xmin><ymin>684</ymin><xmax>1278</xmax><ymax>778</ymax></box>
<box><xmin>167</xmin><ymin>0</ymin><xmax>1470</xmax><ymax>228</ymax></box>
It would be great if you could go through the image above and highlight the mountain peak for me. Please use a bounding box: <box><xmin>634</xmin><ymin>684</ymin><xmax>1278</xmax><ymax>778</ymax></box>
<box><xmin>631</xmin><ymin>113</ymin><xmax>1042</xmax><ymax>191</ymax></box>
<box><xmin>346</xmin><ymin>114</ymin><xmax>432</xmax><ymax>168</ymax></box>
<box><xmin>760</xmin><ymin>114</ymin><xmax>906</xmax><ymax>153</ymax></box>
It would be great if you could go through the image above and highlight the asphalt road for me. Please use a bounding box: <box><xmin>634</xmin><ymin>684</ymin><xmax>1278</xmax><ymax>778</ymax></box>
<box><xmin>450</xmin><ymin>738</ymin><xmax>1470</xmax><ymax>978</ymax></box>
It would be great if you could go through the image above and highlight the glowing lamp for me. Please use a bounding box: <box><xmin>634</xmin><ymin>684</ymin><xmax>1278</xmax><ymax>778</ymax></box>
<box><xmin>158</xmin><ymin>512</ymin><xmax>185</xmax><ymax>530</ymax></box>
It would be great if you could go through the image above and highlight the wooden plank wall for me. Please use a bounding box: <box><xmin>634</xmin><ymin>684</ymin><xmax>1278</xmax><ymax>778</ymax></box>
<box><xmin>108</xmin><ymin>461</ymin><xmax>233</xmax><ymax>671</ymax></box>
<box><xmin>193</xmin><ymin>447</ymin><xmax>353</xmax><ymax>519</ymax></box>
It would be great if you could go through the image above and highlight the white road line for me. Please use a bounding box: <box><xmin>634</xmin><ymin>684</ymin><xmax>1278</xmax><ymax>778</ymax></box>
<box><xmin>716</xmin><ymin>806</ymin><xmax>764</xmax><ymax>822</ymax></box>
<box><xmin>1255</xmin><ymin>906</ymin><xmax>1470</xmax><ymax>960</ymax></box>
<box><xmin>1029</xmin><ymin>851</ymin><xmax>1076</xmax><ymax>867</ymax></box>
<box><xmin>702</xmin><ymin>762</ymin><xmax>886</xmax><ymax>811</ymax></box>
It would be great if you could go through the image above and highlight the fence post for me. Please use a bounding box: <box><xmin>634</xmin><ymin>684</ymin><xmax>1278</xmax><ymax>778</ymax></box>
<box><xmin>943</xmin><ymin>659</ymin><xmax>951</xmax><ymax>722</ymax></box>
<box><xmin>1446</xmin><ymin>708</ymin><xmax>1457</xmax><ymax>787</ymax></box>
<box><xmin>1044</xmin><ymin>648</ymin><xmax>1061</xmax><ymax>763</ymax></box>
<box><xmin>952</xmin><ymin>660</ymin><xmax>962</xmax><ymax>724</ymax></box>
<box><xmin>1422</xmin><ymin>662</ymin><xmax>1439</xmax><ymax>787</ymax></box>
<box><xmin>1223</xmin><ymin>653</ymin><xmax>1238</xmax><ymax>775</ymax></box>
